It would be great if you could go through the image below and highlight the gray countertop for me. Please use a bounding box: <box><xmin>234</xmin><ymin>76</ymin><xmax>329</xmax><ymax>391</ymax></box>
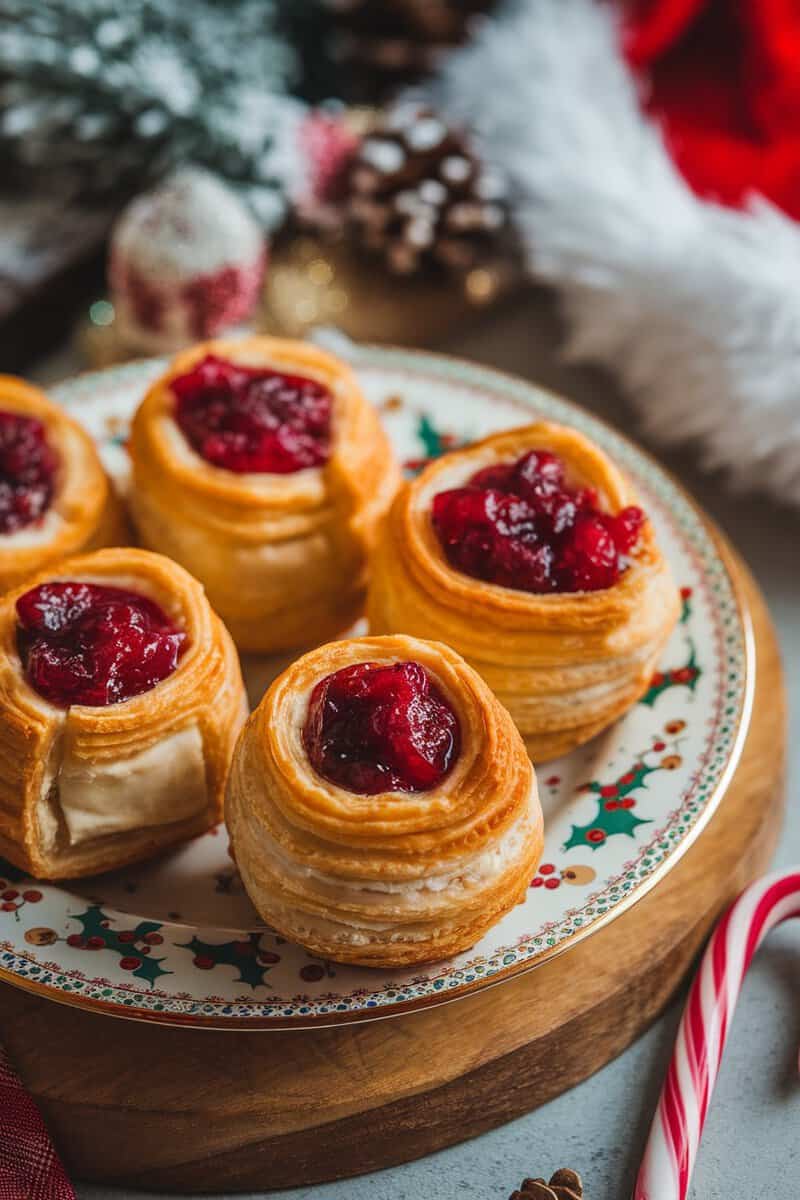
<box><xmin>56</xmin><ymin>289</ymin><xmax>798</xmax><ymax>1200</ymax></box>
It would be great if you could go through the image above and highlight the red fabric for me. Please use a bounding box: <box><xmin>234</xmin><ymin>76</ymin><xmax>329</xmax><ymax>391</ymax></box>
<box><xmin>620</xmin><ymin>0</ymin><xmax>800</xmax><ymax>218</ymax></box>
<box><xmin>0</xmin><ymin>1048</ymin><xmax>75</xmax><ymax>1200</ymax></box>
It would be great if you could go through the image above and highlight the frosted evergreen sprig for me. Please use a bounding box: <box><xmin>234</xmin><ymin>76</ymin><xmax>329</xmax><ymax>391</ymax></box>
<box><xmin>0</xmin><ymin>0</ymin><xmax>308</xmax><ymax>226</ymax></box>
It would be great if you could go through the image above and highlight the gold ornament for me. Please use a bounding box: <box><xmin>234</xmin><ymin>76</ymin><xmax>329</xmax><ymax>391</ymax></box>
<box><xmin>261</xmin><ymin>233</ymin><xmax>516</xmax><ymax>345</ymax></box>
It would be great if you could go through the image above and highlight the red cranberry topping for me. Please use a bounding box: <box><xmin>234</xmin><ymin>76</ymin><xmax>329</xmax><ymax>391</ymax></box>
<box><xmin>17</xmin><ymin>582</ymin><xmax>187</xmax><ymax>708</ymax></box>
<box><xmin>303</xmin><ymin>660</ymin><xmax>460</xmax><ymax>795</ymax></box>
<box><xmin>172</xmin><ymin>354</ymin><xmax>331</xmax><ymax>474</ymax></box>
<box><xmin>0</xmin><ymin>410</ymin><xmax>57</xmax><ymax>535</ymax></box>
<box><xmin>432</xmin><ymin>449</ymin><xmax>645</xmax><ymax>593</ymax></box>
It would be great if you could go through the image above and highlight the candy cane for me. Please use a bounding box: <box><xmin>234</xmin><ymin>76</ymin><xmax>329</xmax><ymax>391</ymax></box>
<box><xmin>634</xmin><ymin>867</ymin><xmax>800</xmax><ymax>1200</ymax></box>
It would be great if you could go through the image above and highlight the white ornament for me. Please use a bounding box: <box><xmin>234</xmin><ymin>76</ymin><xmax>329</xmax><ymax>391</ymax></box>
<box><xmin>110</xmin><ymin>166</ymin><xmax>267</xmax><ymax>354</ymax></box>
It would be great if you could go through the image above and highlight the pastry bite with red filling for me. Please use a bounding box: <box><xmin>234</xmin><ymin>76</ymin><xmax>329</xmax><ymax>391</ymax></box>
<box><xmin>226</xmin><ymin>635</ymin><xmax>542</xmax><ymax>967</ymax></box>
<box><xmin>0</xmin><ymin>548</ymin><xmax>247</xmax><ymax>879</ymax></box>
<box><xmin>129</xmin><ymin>337</ymin><xmax>400</xmax><ymax>653</ymax></box>
<box><xmin>368</xmin><ymin>423</ymin><xmax>680</xmax><ymax>759</ymax></box>
<box><xmin>0</xmin><ymin>376</ymin><xmax>126</xmax><ymax>594</ymax></box>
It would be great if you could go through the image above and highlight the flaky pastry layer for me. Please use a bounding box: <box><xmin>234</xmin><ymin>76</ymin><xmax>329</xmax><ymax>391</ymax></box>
<box><xmin>128</xmin><ymin>337</ymin><xmax>400</xmax><ymax>652</ymax></box>
<box><xmin>226</xmin><ymin>634</ymin><xmax>543</xmax><ymax>968</ymax></box>
<box><xmin>0</xmin><ymin>547</ymin><xmax>247</xmax><ymax>878</ymax></box>
<box><xmin>367</xmin><ymin>423</ymin><xmax>681</xmax><ymax>760</ymax></box>
<box><xmin>0</xmin><ymin>376</ymin><xmax>127</xmax><ymax>593</ymax></box>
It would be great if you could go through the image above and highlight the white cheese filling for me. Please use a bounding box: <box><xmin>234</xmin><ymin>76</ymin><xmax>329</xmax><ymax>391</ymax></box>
<box><xmin>56</xmin><ymin>724</ymin><xmax>208</xmax><ymax>845</ymax></box>
<box><xmin>0</xmin><ymin>507</ymin><xmax>63</xmax><ymax>548</ymax></box>
<box><xmin>247</xmin><ymin>778</ymin><xmax>540</xmax><ymax>921</ymax></box>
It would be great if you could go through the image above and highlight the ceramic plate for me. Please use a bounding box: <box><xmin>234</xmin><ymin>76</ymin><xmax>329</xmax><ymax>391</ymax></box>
<box><xmin>0</xmin><ymin>345</ymin><xmax>752</xmax><ymax>1028</ymax></box>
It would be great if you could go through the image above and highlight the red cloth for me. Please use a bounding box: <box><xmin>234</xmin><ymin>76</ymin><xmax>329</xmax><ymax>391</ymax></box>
<box><xmin>0</xmin><ymin>1048</ymin><xmax>74</xmax><ymax>1200</ymax></box>
<box><xmin>621</xmin><ymin>0</ymin><xmax>800</xmax><ymax>218</ymax></box>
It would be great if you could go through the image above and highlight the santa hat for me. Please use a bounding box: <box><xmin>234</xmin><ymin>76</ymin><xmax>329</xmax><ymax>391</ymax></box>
<box><xmin>425</xmin><ymin>0</ymin><xmax>800</xmax><ymax>505</ymax></box>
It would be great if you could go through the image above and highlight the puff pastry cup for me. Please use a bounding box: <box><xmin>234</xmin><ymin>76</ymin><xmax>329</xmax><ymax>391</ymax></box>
<box><xmin>128</xmin><ymin>336</ymin><xmax>400</xmax><ymax>653</ymax></box>
<box><xmin>226</xmin><ymin>634</ymin><xmax>543</xmax><ymax>968</ymax></box>
<box><xmin>0</xmin><ymin>547</ymin><xmax>248</xmax><ymax>879</ymax></box>
<box><xmin>367</xmin><ymin>423</ymin><xmax>681</xmax><ymax>761</ymax></box>
<box><xmin>0</xmin><ymin>376</ymin><xmax>126</xmax><ymax>593</ymax></box>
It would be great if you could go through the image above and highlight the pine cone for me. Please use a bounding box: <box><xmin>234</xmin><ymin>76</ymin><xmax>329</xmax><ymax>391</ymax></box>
<box><xmin>345</xmin><ymin>104</ymin><xmax>508</xmax><ymax>276</ymax></box>
<box><xmin>324</xmin><ymin>0</ymin><xmax>498</xmax><ymax>99</ymax></box>
<box><xmin>510</xmin><ymin>1168</ymin><xmax>585</xmax><ymax>1200</ymax></box>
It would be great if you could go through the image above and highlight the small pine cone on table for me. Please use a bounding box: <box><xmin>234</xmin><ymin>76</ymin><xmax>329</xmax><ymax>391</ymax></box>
<box><xmin>510</xmin><ymin>1168</ymin><xmax>584</xmax><ymax>1200</ymax></box>
<box><xmin>345</xmin><ymin>103</ymin><xmax>508</xmax><ymax>276</ymax></box>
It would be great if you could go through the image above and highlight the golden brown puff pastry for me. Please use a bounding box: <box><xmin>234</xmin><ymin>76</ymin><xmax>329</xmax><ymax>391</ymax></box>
<box><xmin>0</xmin><ymin>376</ymin><xmax>127</xmax><ymax>593</ymax></box>
<box><xmin>367</xmin><ymin>423</ymin><xmax>681</xmax><ymax>761</ymax></box>
<box><xmin>0</xmin><ymin>547</ymin><xmax>248</xmax><ymax>879</ymax></box>
<box><xmin>226</xmin><ymin>634</ymin><xmax>543</xmax><ymax>968</ymax></box>
<box><xmin>128</xmin><ymin>336</ymin><xmax>400</xmax><ymax>653</ymax></box>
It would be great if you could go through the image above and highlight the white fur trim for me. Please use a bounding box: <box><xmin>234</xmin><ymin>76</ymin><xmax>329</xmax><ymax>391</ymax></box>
<box><xmin>426</xmin><ymin>0</ymin><xmax>800</xmax><ymax>503</ymax></box>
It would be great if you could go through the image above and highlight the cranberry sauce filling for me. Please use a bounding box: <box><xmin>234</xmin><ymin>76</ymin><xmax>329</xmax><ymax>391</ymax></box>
<box><xmin>16</xmin><ymin>583</ymin><xmax>187</xmax><ymax>708</ymax></box>
<box><xmin>303</xmin><ymin>660</ymin><xmax>460</xmax><ymax>795</ymax></box>
<box><xmin>432</xmin><ymin>449</ymin><xmax>645</xmax><ymax>593</ymax></box>
<box><xmin>172</xmin><ymin>354</ymin><xmax>332</xmax><ymax>474</ymax></box>
<box><xmin>0</xmin><ymin>410</ymin><xmax>57</xmax><ymax>535</ymax></box>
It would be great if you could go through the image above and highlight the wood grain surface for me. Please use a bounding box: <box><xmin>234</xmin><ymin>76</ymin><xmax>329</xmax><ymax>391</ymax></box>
<box><xmin>0</xmin><ymin>540</ymin><xmax>784</xmax><ymax>1194</ymax></box>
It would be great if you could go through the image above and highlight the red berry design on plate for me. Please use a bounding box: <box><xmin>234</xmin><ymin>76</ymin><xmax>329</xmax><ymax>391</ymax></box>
<box><xmin>2</xmin><ymin>889</ymin><xmax>18</xmax><ymax>901</ymax></box>
<box><xmin>67</xmin><ymin>934</ymin><xmax>86</xmax><ymax>948</ymax></box>
<box><xmin>180</xmin><ymin>933</ymin><xmax>277</xmax><ymax>988</ymax></box>
<box><xmin>22</xmin><ymin>889</ymin><xmax>42</xmax><ymax>903</ymax></box>
<box><xmin>86</xmin><ymin>935</ymin><xmax>105</xmax><ymax>949</ymax></box>
<box><xmin>1</xmin><ymin>901</ymin><xmax>17</xmax><ymax>912</ymax></box>
<box><xmin>532</xmin><ymin>863</ymin><xmax>564</xmax><ymax>889</ymax></box>
<box><xmin>120</xmin><ymin>956</ymin><xmax>142</xmax><ymax>971</ymax></box>
<box><xmin>641</xmin><ymin>643</ymin><xmax>701</xmax><ymax>708</ymax></box>
<box><xmin>117</xmin><ymin>930</ymin><xmax>136</xmax><ymax>943</ymax></box>
<box><xmin>300</xmin><ymin>964</ymin><xmax>325</xmax><ymax>982</ymax></box>
<box><xmin>143</xmin><ymin>932</ymin><xmax>163</xmax><ymax>945</ymax></box>
<box><xmin>563</xmin><ymin>740</ymin><xmax>681</xmax><ymax>851</ymax></box>
<box><xmin>258</xmin><ymin>951</ymin><xmax>281</xmax><ymax>965</ymax></box>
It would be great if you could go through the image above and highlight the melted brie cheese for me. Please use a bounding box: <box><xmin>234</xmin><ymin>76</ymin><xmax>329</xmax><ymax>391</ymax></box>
<box><xmin>0</xmin><ymin>508</ymin><xmax>63</xmax><ymax>548</ymax></box>
<box><xmin>57</xmin><ymin>724</ymin><xmax>208</xmax><ymax>845</ymax></box>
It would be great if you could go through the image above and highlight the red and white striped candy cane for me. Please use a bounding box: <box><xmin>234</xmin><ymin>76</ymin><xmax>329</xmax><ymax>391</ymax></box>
<box><xmin>634</xmin><ymin>867</ymin><xmax>800</xmax><ymax>1200</ymax></box>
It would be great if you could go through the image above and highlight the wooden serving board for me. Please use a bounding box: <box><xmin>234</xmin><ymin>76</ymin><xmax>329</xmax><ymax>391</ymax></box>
<box><xmin>0</xmin><ymin>539</ymin><xmax>784</xmax><ymax>1193</ymax></box>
